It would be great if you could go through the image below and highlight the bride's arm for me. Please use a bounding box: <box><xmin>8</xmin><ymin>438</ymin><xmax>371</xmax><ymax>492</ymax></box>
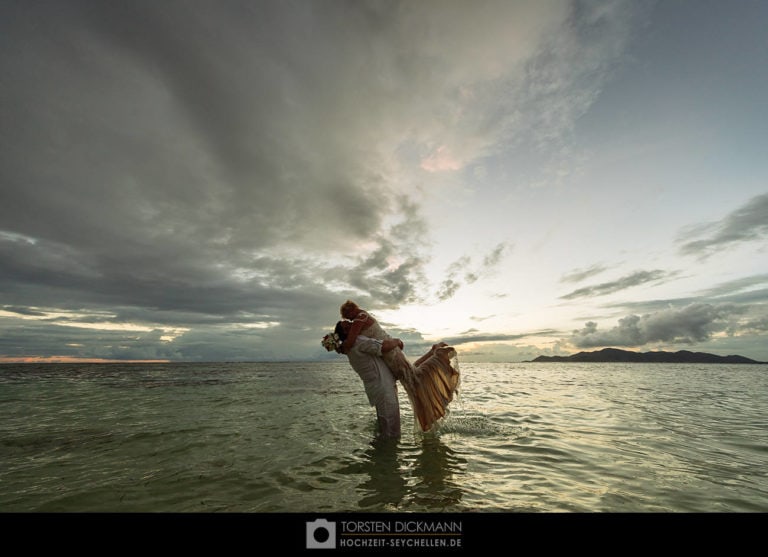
<box><xmin>381</xmin><ymin>338</ymin><xmax>403</xmax><ymax>353</ymax></box>
<box><xmin>340</xmin><ymin>313</ymin><xmax>374</xmax><ymax>353</ymax></box>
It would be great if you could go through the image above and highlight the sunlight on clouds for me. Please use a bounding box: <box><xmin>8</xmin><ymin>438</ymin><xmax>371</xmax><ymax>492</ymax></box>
<box><xmin>0</xmin><ymin>308</ymin><xmax>188</xmax><ymax>342</ymax></box>
<box><xmin>0</xmin><ymin>230</ymin><xmax>38</xmax><ymax>244</ymax></box>
<box><xmin>420</xmin><ymin>145</ymin><xmax>463</xmax><ymax>172</ymax></box>
<box><xmin>54</xmin><ymin>321</ymin><xmax>189</xmax><ymax>343</ymax></box>
<box><xmin>0</xmin><ymin>356</ymin><xmax>170</xmax><ymax>363</ymax></box>
<box><xmin>237</xmin><ymin>322</ymin><xmax>280</xmax><ymax>330</ymax></box>
<box><xmin>375</xmin><ymin>297</ymin><xmax>486</xmax><ymax>339</ymax></box>
<box><xmin>385</xmin><ymin>254</ymin><xmax>405</xmax><ymax>272</ymax></box>
<box><xmin>231</xmin><ymin>268</ymin><xmax>267</xmax><ymax>283</ymax></box>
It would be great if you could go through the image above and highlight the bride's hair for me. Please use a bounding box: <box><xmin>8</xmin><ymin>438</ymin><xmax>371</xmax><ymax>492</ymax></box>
<box><xmin>340</xmin><ymin>300</ymin><xmax>360</xmax><ymax>320</ymax></box>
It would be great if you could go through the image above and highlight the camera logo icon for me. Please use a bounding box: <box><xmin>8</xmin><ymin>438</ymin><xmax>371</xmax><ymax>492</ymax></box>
<box><xmin>306</xmin><ymin>518</ymin><xmax>336</xmax><ymax>549</ymax></box>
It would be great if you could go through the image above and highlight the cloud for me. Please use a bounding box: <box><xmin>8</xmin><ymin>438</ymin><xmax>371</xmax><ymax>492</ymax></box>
<box><xmin>560</xmin><ymin>264</ymin><xmax>609</xmax><ymax>283</ymax></box>
<box><xmin>0</xmin><ymin>1</ymin><xmax>644</xmax><ymax>360</ymax></box>
<box><xmin>570</xmin><ymin>303</ymin><xmax>744</xmax><ymax>348</ymax></box>
<box><xmin>588</xmin><ymin>274</ymin><xmax>768</xmax><ymax>353</ymax></box>
<box><xmin>696</xmin><ymin>274</ymin><xmax>768</xmax><ymax>299</ymax></box>
<box><xmin>443</xmin><ymin>330</ymin><xmax>560</xmax><ymax>347</ymax></box>
<box><xmin>332</xmin><ymin>196</ymin><xmax>433</xmax><ymax>307</ymax></box>
<box><xmin>601</xmin><ymin>274</ymin><xmax>768</xmax><ymax>316</ymax></box>
<box><xmin>420</xmin><ymin>146</ymin><xmax>464</xmax><ymax>172</ymax></box>
<box><xmin>741</xmin><ymin>316</ymin><xmax>768</xmax><ymax>333</ymax></box>
<box><xmin>436</xmin><ymin>243</ymin><xmax>509</xmax><ymax>300</ymax></box>
<box><xmin>560</xmin><ymin>269</ymin><xmax>671</xmax><ymax>300</ymax></box>
<box><xmin>2</xmin><ymin>306</ymin><xmax>48</xmax><ymax>317</ymax></box>
<box><xmin>470</xmin><ymin>314</ymin><xmax>497</xmax><ymax>323</ymax></box>
<box><xmin>0</xmin><ymin>318</ymin><xmax>184</xmax><ymax>362</ymax></box>
<box><xmin>482</xmin><ymin>243</ymin><xmax>508</xmax><ymax>268</ymax></box>
<box><xmin>678</xmin><ymin>193</ymin><xmax>768</xmax><ymax>258</ymax></box>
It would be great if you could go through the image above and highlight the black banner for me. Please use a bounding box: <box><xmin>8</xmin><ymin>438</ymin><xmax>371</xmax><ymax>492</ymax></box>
<box><xmin>5</xmin><ymin>512</ymin><xmax>763</xmax><ymax>553</ymax></box>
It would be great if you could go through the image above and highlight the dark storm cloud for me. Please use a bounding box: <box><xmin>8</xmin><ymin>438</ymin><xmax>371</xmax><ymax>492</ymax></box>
<box><xmin>0</xmin><ymin>228</ymin><xmax>334</xmax><ymax>322</ymax></box>
<box><xmin>0</xmin><ymin>0</ymin><xmax>410</xmax><ymax>347</ymax></box>
<box><xmin>560</xmin><ymin>269</ymin><xmax>671</xmax><ymax>300</ymax></box>
<box><xmin>0</xmin><ymin>1</ymin><xmax>643</xmax><ymax>359</ymax></box>
<box><xmin>1</xmin><ymin>0</ymin><xmax>387</xmax><ymax>250</ymax></box>
<box><xmin>570</xmin><ymin>303</ymin><xmax>744</xmax><ymax>348</ymax></box>
<box><xmin>678</xmin><ymin>193</ymin><xmax>768</xmax><ymax>258</ymax></box>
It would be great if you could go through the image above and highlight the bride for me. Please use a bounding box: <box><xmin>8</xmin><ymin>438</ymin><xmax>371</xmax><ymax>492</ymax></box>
<box><xmin>335</xmin><ymin>300</ymin><xmax>460</xmax><ymax>433</ymax></box>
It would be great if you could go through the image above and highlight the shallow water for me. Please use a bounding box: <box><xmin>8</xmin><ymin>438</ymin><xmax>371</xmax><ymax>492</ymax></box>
<box><xmin>1</xmin><ymin>361</ymin><xmax>767</xmax><ymax>512</ymax></box>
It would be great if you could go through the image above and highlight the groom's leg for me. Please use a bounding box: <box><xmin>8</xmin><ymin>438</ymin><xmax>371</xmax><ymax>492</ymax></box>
<box><xmin>375</xmin><ymin>395</ymin><xmax>400</xmax><ymax>438</ymax></box>
<box><xmin>377</xmin><ymin>409</ymin><xmax>400</xmax><ymax>438</ymax></box>
<box><xmin>375</xmin><ymin>371</ymin><xmax>401</xmax><ymax>438</ymax></box>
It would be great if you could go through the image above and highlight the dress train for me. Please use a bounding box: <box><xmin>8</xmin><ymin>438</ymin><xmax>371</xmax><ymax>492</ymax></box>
<box><xmin>361</xmin><ymin>319</ymin><xmax>460</xmax><ymax>432</ymax></box>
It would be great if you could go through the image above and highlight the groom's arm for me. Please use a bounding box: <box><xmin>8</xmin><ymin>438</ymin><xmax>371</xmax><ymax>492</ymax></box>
<box><xmin>355</xmin><ymin>337</ymin><xmax>384</xmax><ymax>356</ymax></box>
<box><xmin>355</xmin><ymin>337</ymin><xmax>401</xmax><ymax>356</ymax></box>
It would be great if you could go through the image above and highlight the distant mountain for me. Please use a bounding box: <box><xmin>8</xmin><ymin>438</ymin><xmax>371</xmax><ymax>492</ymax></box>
<box><xmin>530</xmin><ymin>348</ymin><xmax>764</xmax><ymax>364</ymax></box>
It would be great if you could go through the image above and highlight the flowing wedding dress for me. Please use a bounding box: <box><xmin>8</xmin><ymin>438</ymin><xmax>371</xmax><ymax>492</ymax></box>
<box><xmin>358</xmin><ymin>317</ymin><xmax>460</xmax><ymax>432</ymax></box>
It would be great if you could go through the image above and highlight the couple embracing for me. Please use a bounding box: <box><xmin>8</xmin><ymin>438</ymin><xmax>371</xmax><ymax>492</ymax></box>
<box><xmin>322</xmin><ymin>300</ymin><xmax>460</xmax><ymax>439</ymax></box>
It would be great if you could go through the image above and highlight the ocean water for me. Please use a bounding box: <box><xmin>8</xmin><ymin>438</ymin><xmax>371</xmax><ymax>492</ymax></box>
<box><xmin>1</xmin><ymin>361</ymin><xmax>767</xmax><ymax>513</ymax></box>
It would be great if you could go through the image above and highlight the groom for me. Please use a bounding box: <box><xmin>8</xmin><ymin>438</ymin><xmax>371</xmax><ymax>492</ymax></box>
<box><xmin>335</xmin><ymin>320</ymin><xmax>402</xmax><ymax>439</ymax></box>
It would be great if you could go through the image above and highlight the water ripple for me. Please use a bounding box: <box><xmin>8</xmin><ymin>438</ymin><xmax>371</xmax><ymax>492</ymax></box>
<box><xmin>1</xmin><ymin>361</ymin><xmax>767</xmax><ymax>512</ymax></box>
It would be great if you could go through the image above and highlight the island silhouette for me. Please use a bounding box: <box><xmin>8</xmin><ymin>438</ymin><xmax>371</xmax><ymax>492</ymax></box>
<box><xmin>529</xmin><ymin>348</ymin><xmax>765</xmax><ymax>364</ymax></box>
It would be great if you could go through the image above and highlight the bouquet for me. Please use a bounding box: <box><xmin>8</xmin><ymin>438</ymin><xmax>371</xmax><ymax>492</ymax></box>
<box><xmin>321</xmin><ymin>332</ymin><xmax>341</xmax><ymax>352</ymax></box>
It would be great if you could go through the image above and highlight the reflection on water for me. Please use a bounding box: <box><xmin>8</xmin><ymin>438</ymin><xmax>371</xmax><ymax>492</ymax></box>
<box><xmin>406</xmin><ymin>436</ymin><xmax>467</xmax><ymax>510</ymax></box>
<box><xmin>354</xmin><ymin>438</ymin><xmax>407</xmax><ymax>509</ymax></box>
<box><xmin>338</xmin><ymin>434</ymin><xmax>468</xmax><ymax>511</ymax></box>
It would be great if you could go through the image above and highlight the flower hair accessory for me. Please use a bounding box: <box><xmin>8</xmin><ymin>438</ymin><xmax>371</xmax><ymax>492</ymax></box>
<box><xmin>322</xmin><ymin>332</ymin><xmax>341</xmax><ymax>352</ymax></box>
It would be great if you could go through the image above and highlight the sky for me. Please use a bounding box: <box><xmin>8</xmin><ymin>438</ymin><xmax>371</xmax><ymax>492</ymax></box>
<box><xmin>1</xmin><ymin>0</ymin><xmax>767</xmax><ymax>363</ymax></box>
